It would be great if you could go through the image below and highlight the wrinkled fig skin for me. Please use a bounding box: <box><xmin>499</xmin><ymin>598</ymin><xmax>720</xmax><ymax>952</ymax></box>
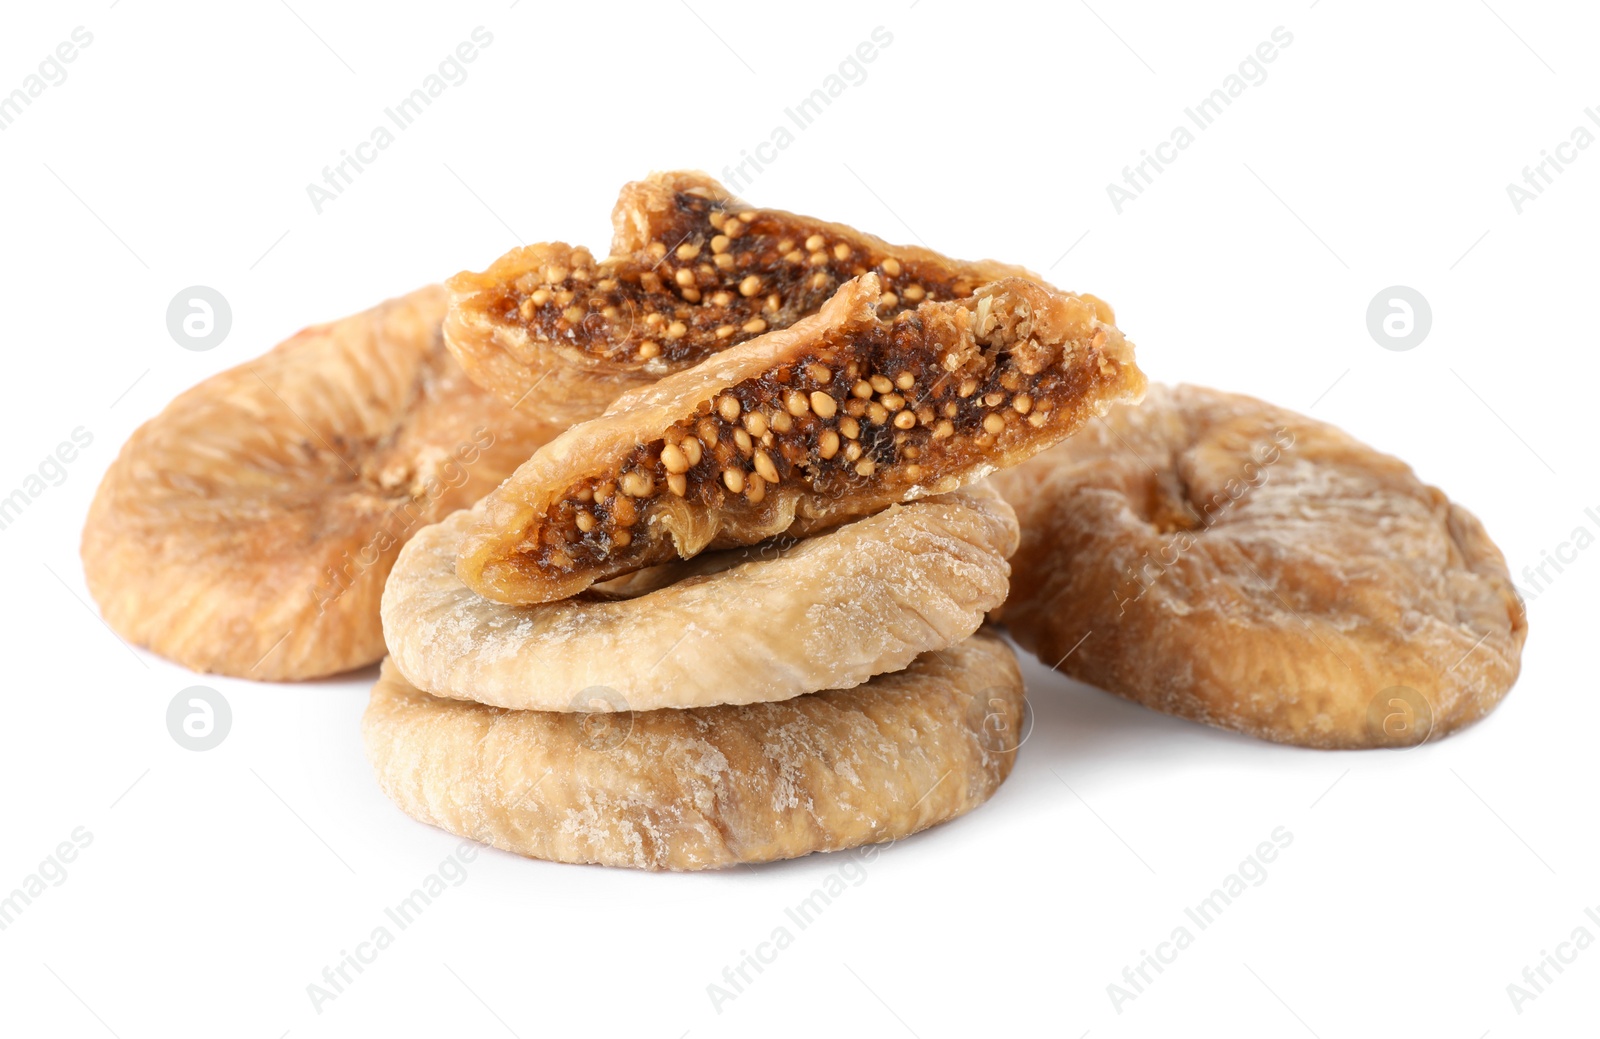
<box><xmin>80</xmin><ymin>287</ymin><xmax>564</xmax><ymax>680</ymax></box>
<box><xmin>362</xmin><ymin>632</ymin><xmax>1025</xmax><ymax>871</ymax></box>
<box><xmin>443</xmin><ymin>170</ymin><xmax>1041</xmax><ymax>424</ymax></box>
<box><xmin>457</xmin><ymin>272</ymin><xmax>1145</xmax><ymax>605</ymax></box>
<box><xmin>990</xmin><ymin>384</ymin><xmax>1528</xmax><ymax>749</ymax></box>
<box><xmin>384</xmin><ymin>486</ymin><xmax>1018</xmax><ymax>711</ymax></box>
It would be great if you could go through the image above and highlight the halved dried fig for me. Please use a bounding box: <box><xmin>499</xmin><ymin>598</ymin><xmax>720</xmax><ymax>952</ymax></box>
<box><xmin>990</xmin><ymin>384</ymin><xmax>1527</xmax><ymax>749</ymax></box>
<box><xmin>362</xmin><ymin>631</ymin><xmax>1025</xmax><ymax>871</ymax></box>
<box><xmin>444</xmin><ymin>170</ymin><xmax>1044</xmax><ymax>422</ymax></box>
<box><xmin>457</xmin><ymin>273</ymin><xmax>1145</xmax><ymax>604</ymax></box>
<box><xmin>81</xmin><ymin>287</ymin><xmax>564</xmax><ymax>680</ymax></box>
<box><xmin>384</xmin><ymin>486</ymin><xmax>1017</xmax><ymax>711</ymax></box>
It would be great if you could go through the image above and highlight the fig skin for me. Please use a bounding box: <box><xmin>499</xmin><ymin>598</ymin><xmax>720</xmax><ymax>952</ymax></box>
<box><xmin>81</xmin><ymin>286</ymin><xmax>564</xmax><ymax>681</ymax></box>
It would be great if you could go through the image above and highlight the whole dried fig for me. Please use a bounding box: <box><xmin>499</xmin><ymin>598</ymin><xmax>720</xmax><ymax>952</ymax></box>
<box><xmin>362</xmin><ymin>631</ymin><xmax>1024</xmax><ymax>870</ymax></box>
<box><xmin>990</xmin><ymin>384</ymin><xmax>1527</xmax><ymax>749</ymax></box>
<box><xmin>383</xmin><ymin>486</ymin><xmax>1018</xmax><ymax>711</ymax></box>
<box><xmin>82</xmin><ymin>287</ymin><xmax>563</xmax><ymax>680</ymax></box>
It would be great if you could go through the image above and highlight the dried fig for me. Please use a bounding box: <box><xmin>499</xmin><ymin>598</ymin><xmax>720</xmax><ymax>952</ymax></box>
<box><xmin>990</xmin><ymin>384</ymin><xmax>1527</xmax><ymax>749</ymax></box>
<box><xmin>362</xmin><ymin>631</ymin><xmax>1024</xmax><ymax>870</ymax></box>
<box><xmin>444</xmin><ymin>170</ymin><xmax>1048</xmax><ymax>422</ymax></box>
<box><xmin>81</xmin><ymin>287</ymin><xmax>564</xmax><ymax>680</ymax></box>
<box><xmin>457</xmin><ymin>273</ymin><xmax>1145</xmax><ymax>604</ymax></box>
<box><xmin>383</xmin><ymin>486</ymin><xmax>1018</xmax><ymax>711</ymax></box>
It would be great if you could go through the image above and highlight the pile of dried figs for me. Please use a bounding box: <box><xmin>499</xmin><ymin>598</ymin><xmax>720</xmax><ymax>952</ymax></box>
<box><xmin>82</xmin><ymin>172</ymin><xmax>1525</xmax><ymax>870</ymax></box>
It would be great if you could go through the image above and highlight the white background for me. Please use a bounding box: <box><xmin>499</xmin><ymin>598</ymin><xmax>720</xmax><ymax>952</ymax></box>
<box><xmin>0</xmin><ymin>1</ymin><xmax>1594</xmax><ymax>1036</ymax></box>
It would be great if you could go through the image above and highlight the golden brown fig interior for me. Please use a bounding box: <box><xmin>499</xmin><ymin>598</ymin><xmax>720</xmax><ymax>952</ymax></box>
<box><xmin>444</xmin><ymin>170</ymin><xmax>1039</xmax><ymax>421</ymax></box>
<box><xmin>457</xmin><ymin>273</ymin><xmax>1145</xmax><ymax>605</ymax></box>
